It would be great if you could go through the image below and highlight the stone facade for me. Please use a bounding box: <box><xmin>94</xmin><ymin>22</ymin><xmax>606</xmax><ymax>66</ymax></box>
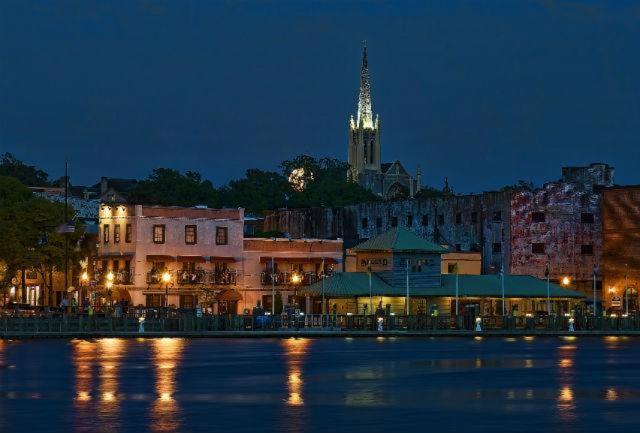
<box><xmin>265</xmin><ymin>190</ymin><xmax>513</xmax><ymax>274</ymax></box>
<box><xmin>265</xmin><ymin>164</ymin><xmax>617</xmax><ymax>302</ymax></box>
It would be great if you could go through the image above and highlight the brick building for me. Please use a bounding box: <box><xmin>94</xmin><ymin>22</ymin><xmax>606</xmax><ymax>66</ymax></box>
<box><xmin>602</xmin><ymin>186</ymin><xmax>640</xmax><ymax>313</ymax></box>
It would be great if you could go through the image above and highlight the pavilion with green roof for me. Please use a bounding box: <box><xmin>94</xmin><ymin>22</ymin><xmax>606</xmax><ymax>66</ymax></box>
<box><xmin>299</xmin><ymin>227</ymin><xmax>585</xmax><ymax>315</ymax></box>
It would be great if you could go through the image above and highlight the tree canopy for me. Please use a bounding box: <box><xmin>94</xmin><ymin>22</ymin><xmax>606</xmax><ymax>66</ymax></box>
<box><xmin>0</xmin><ymin>176</ymin><xmax>84</xmax><ymax>296</ymax></box>
<box><xmin>128</xmin><ymin>168</ymin><xmax>222</xmax><ymax>208</ymax></box>
<box><xmin>0</xmin><ymin>153</ymin><xmax>50</xmax><ymax>187</ymax></box>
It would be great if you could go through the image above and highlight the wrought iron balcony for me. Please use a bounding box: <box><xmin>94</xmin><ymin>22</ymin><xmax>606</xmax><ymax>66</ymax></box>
<box><xmin>260</xmin><ymin>271</ymin><xmax>331</xmax><ymax>286</ymax></box>
<box><xmin>211</xmin><ymin>270</ymin><xmax>237</xmax><ymax>286</ymax></box>
<box><xmin>177</xmin><ymin>269</ymin><xmax>207</xmax><ymax>285</ymax></box>
<box><xmin>146</xmin><ymin>270</ymin><xmax>171</xmax><ymax>285</ymax></box>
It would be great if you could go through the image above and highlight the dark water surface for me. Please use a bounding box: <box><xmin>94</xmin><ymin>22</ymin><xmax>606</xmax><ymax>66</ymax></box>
<box><xmin>1</xmin><ymin>336</ymin><xmax>639</xmax><ymax>432</ymax></box>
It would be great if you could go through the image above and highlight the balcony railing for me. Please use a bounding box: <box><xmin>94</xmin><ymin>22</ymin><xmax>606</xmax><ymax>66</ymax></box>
<box><xmin>146</xmin><ymin>270</ymin><xmax>170</xmax><ymax>285</ymax></box>
<box><xmin>211</xmin><ymin>270</ymin><xmax>237</xmax><ymax>286</ymax></box>
<box><xmin>260</xmin><ymin>271</ymin><xmax>330</xmax><ymax>286</ymax></box>
<box><xmin>95</xmin><ymin>270</ymin><xmax>134</xmax><ymax>285</ymax></box>
<box><xmin>177</xmin><ymin>269</ymin><xmax>207</xmax><ymax>285</ymax></box>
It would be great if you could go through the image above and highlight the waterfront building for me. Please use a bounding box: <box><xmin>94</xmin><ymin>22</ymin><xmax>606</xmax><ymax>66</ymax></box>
<box><xmin>242</xmin><ymin>237</ymin><xmax>343</xmax><ymax>313</ymax></box>
<box><xmin>97</xmin><ymin>204</ymin><xmax>244</xmax><ymax>309</ymax></box>
<box><xmin>602</xmin><ymin>186</ymin><xmax>640</xmax><ymax>313</ymax></box>
<box><xmin>266</xmin><ymin>163</ymin><xmax>615</xmax><ymax>301</ymax></box>
<box><xmin>300</xmin><ymin>227</ymin><xmax>584</xmax><ymax>315</ymax></box>
<box><xmin>348</xmin><ymin>43</ymin><xmax>420</xmax><ymax>199</ymax></box>
<box><xmin>96</xmin><ymin>204</ymin><xmax>344</xmax><ymax>312</ymax></box>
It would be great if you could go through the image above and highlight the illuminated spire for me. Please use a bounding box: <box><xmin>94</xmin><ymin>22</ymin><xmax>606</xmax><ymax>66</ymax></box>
<box><xmin>357</xmin><ymin>41</ymin><xmax>373</xmax><ymax>128</ymax></box>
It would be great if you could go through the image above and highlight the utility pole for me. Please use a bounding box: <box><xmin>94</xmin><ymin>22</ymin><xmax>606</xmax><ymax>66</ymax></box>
<box><xmin>64</xmin><ymin>159</ymin><xmax>69</xmax><ymax>301</ymax></box>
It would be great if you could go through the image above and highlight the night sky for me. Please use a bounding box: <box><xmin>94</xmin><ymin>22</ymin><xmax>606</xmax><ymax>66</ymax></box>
<box><xmin>1</xmin><ymin>0</ymin><xmax>639</xmax><ymax>193</ymax></box>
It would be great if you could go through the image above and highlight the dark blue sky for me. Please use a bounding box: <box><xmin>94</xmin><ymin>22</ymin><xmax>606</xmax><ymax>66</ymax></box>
<box><xmin>1</xmin><ymin>0</ymin><xmax>639</xmax><ymax>193</ymax></box>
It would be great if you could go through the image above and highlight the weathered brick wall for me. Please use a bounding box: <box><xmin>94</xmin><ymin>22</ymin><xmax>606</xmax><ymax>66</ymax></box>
<box><xmin>602</xmin><ymin>187</ymin><xmax>640</xmax><ymax>309</ymax></box>
<box><xmin>263</xmin><ymin>207</ymin><xmax>358</xmax><ymax>244</ymax></box>
<box><xmin>510</xmin><ymin>182</ymin><xmax>601</xmax><ymax>291</ymax></box>
<box><xmin>264</xmin><ymin>190</ymin><xmax>513</xmax><ymax>274</ymax></box>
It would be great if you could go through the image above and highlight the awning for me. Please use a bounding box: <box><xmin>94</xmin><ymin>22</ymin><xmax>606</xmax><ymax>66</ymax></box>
<box><xmin>210</xmin><ymin>256</ymin><xmax>237</xmax><ymax>263</ymax></box>
<box><xmin>146</xmin><ymin>255</ymin><xmax>176</xmax><ymax>261</ymax></box>
<box><xmin>216</xmin><ymin>289</ymin><xmax>243</xmax><ymax>302</ymax></box>
<box><xmin>97</xmin><ymin>252</ymin><xmax>135</xmax><ymax>259</ymax></box>
<box><xmin>177</xmin><ymin>255</ymin><xmax>207</xmax><ymax>263</ymax></box>
<box><xmin>299</xmin><ymin>272</ymin><xmax>586</xmax><ymax>299</ymax></box>
<box><xmin>259</xmin><ymin>257</ymin><xmax>338</xmax><ymax>264</ymax></box>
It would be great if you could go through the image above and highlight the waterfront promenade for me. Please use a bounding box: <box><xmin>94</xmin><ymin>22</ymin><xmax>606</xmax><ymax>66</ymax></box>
<box><xmin>3</xmin><ymin>313</ymin><xmax>640</xmax><ymax>339</ymax></box>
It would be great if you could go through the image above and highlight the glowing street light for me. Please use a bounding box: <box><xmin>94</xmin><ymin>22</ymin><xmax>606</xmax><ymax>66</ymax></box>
<box><xmin>561</xmin><ymin>276</ymin><xmax>571</xmax><ymax>287</ymax></box>
<box><xmin>290</xmin><ymin>272</ymin><xmax>302</xmax><ymax>285</ymax></box>
<box><xmin>162</xmin><ymin>271</ymin><xmax>171</xmax><ymax>283</ymax></box>
<box><xmin>106</xmin><ymin>271</ymin><xmax>114</xmax><ymax>282</ymax></box>
<box><xmin>81</xmin><ymin>272</ymin><xmax>89</xmax><ymax>283</ymax></box>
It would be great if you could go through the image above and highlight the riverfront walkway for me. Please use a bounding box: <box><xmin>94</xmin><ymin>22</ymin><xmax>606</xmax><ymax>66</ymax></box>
<box><xmin>2</xmin><ymin>313</ymin><xmax>640</xmax><ymax>338</ymax></box>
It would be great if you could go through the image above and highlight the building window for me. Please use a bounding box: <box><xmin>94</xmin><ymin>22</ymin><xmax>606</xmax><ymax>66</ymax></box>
<box><xmin>531</xmin><ymin>212</ymin><xmax>545</xmax><ymax>223</ymax></box>
<box><xmin>455</xmin><ymin>243</ymin><xmax>462</xmax><ymax>252</ymax></box>
<box><xmin>185</xmin><ymin>225</ymin><xmax>197</xmax><ymax>245</ymax></box>
<box><xmin>125</xmin><ymin>224</ymin><xmax>132</xmax><ymax>243</ymax></box>
<box><xmin>410</xmin><ymin>259</ymin><xmax>424</xmax><ymax>273</ymax></box>
<box><xmin>581</xmin><ymin>213</ymin><xmax>595</xmax><ymax>224</ymax></box>
<box><xmin>493</xmin><ymin>211</ymin><xmax>502</xmax><ymax>222</ymax></box>
<box><xmin>492</xmin><ymin>242</ymin><xmax>502</xmax><ymax>254</ymax></box>
<box><xmin>581</xmin><ymin>244</ymin><xmax>594</xmax><ymax>255</ymax></box>
<box><xmin>448</xmin><ymin>263</ymin><xmax>457</xmax><ymax>273</ymax></box>
<box><xmin>103</xmin><ymin>224</ymin><xmax>110</xmax><ymax>243</ymax></box>
<box><xmin>114</xmin><ymin>224</ymin><xmax>120</xmax><ymax>243</ymax></box>
<box><xmin>216</xmin><ymin>226</ymin><xmax>228</xmax><ymax>245</ymax></box>
<box><xmin>471</xmin><ymin>243</ymin><xmax>480</xmax><ymax>252</ymax></box>
<box><xmin>390</xmin><ymin>216</ymin><xmax>398</xmax><ymax>227</ymax></box>
<box><xmin>153</xmin><ymin>225</ymin><xmax>165</xmax><ymax>244</ymax></box>
<box><xmin>361</xmin><ymin>218</ymin><xmax>368</xmax><ymax>229</ymax></box>
<box><xmin>437</xmin><ymin>214</ymin><xmax>444</xmax><ymax>225</ymax></box>
<box><xmin>406</xmin><ymin>215</ymin><xmax>413</xmax><ymax>227</ymax></box>
<box><xmin>455</xmin><ymin>213</ymin><xmax>462</xmax><ymax>224</ymax></box>
<box><xmin>376</xmin><ymin>217</ymin><xmax>382</xmax><ymax>228</ymax></box>
<box><xmin>421</xmin><ymin>214</ymin><xmax>429</xmax><ymax>226</ymax></box>
<box><xmin>532</xmin><ymin>243</ymin><xmax>545</xmax><ymax>254</ymax></box>
<box><xmin>471</xmin><ymin>212</ymin><xmax>478</xmax><ymax>223</ymax></box>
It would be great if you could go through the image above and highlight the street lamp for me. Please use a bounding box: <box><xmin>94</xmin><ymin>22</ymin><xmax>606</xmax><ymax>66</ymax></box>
<box><xmin>162</xmin><ymin>271</ymin><xmax>171</xmax><ymax>311</ymax></box>
<box><xmin>561</xmin><ymin>276</ymin><xmax>571</xmax><ymax>287</ymax></box>
<box><xmin>80</xmin><ymin>272</ymin><xmax>89</xmax><ymax>308</ymax></box>
<box><xmin>290</xmin><ymin>271</ymin><xmax>301</xmax><ymax>310</ymax></box>
<box><xmin>105</xmin><ymin>280</ymin><xmax>113</xmax><ymax>309</ymax></box>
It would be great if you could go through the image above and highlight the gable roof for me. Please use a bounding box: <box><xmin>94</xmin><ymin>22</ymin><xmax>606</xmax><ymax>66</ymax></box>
<box><xmin>382</xmin><ymin>160</ymin><xmax>410</xmax><ymax>176</ymax></box>
<box><xmin>352</xmin><ymin>227</ymin><xmax>447</xmax><ymax>253</ymax></box>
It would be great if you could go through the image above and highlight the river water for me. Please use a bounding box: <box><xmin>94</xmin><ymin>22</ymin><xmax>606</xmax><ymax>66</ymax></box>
<box><xmin>0</xmin><ymin>336</ymin><xmax>638</xmax><ymax>432</ymax></box>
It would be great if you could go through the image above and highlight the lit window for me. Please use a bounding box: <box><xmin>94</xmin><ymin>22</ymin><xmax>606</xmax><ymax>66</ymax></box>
<box><xmin>125</xmin><ymin>224</ymin><xmax>132</xmax><ymax>243</ymax></box>
<box><xmin>103</xmin><ymin>224</ymin><xmax>110</xmax><ymax>243</ymax></box>
<box><xmin>216</xmin><ymin>226</ymin><xmax>228</xmax><ymax>245</ymax></box>
<box><xmin>153</xmin><ymin>225</ymin><xmax>165</xmax><ymax>244</ymax></box>
<box><xmin>114</xmin><ymin>224</ymin><xmax>120</xmax><ymax>243</ymax></box>
<box><xmin>185</xmin><ymin>225</ymin><xmax>197</xmax><ymax>245</ymax></box>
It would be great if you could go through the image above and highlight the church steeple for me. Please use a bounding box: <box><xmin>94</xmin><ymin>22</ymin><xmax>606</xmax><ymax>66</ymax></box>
<box><xmin>348</xmin><ymin>41</ymin><xmax>381</xmax><ymax>182</ymax></box>
<box><xmin>357</xmin><ymin>41</ymin><xmax>373</xmax><ymax>128</ymax></box>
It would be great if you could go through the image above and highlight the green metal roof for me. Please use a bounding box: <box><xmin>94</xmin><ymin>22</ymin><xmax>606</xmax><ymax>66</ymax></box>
<box><xmin>301</xmin><ymin>272</ymin><xmax>585</xmax><ymax>299</ymax></box>
<box><xmin>352</xmin><ymin>227</ymin><xmax>448</xmax><ymax>253</ymax></box>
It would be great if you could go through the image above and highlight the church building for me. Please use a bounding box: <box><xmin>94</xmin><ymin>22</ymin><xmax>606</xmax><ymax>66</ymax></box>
<box><xmin>348</xmin><ymin>43</ymin><xmax>422</xmax><ymax>199</ymax></box>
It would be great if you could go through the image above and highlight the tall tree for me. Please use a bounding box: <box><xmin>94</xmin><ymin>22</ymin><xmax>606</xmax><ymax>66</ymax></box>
<box><xmin>128</xmin><ymin>168</ymin><xmax>222</xmax><ymax>207</ymax></box>
<box><xmin>0</xmin><ymin>153</ymin><xmax>50</xmax><ymax>186</ymax></box>
<box><xmin>221</xmin><ymin>169</ymin><xmax>290</xmax><ymax>214</ymax></box>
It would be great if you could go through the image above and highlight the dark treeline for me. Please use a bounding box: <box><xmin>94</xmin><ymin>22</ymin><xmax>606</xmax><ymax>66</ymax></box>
<box><xmin>0</xmin><ymin>152</ymin><xmax>379</xmax><ymax>214</ymax></box>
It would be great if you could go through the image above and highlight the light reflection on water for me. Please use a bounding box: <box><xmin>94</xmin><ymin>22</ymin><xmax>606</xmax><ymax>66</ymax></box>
<box><xmin>2</xmin><ymin>337</ymin><xmax>640</xmax><ymax>432</ymax></box>
<box><xmin>151</xmin><ymin>338</ymin><xmax>185</xmax><ymax>433</ymax></box>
